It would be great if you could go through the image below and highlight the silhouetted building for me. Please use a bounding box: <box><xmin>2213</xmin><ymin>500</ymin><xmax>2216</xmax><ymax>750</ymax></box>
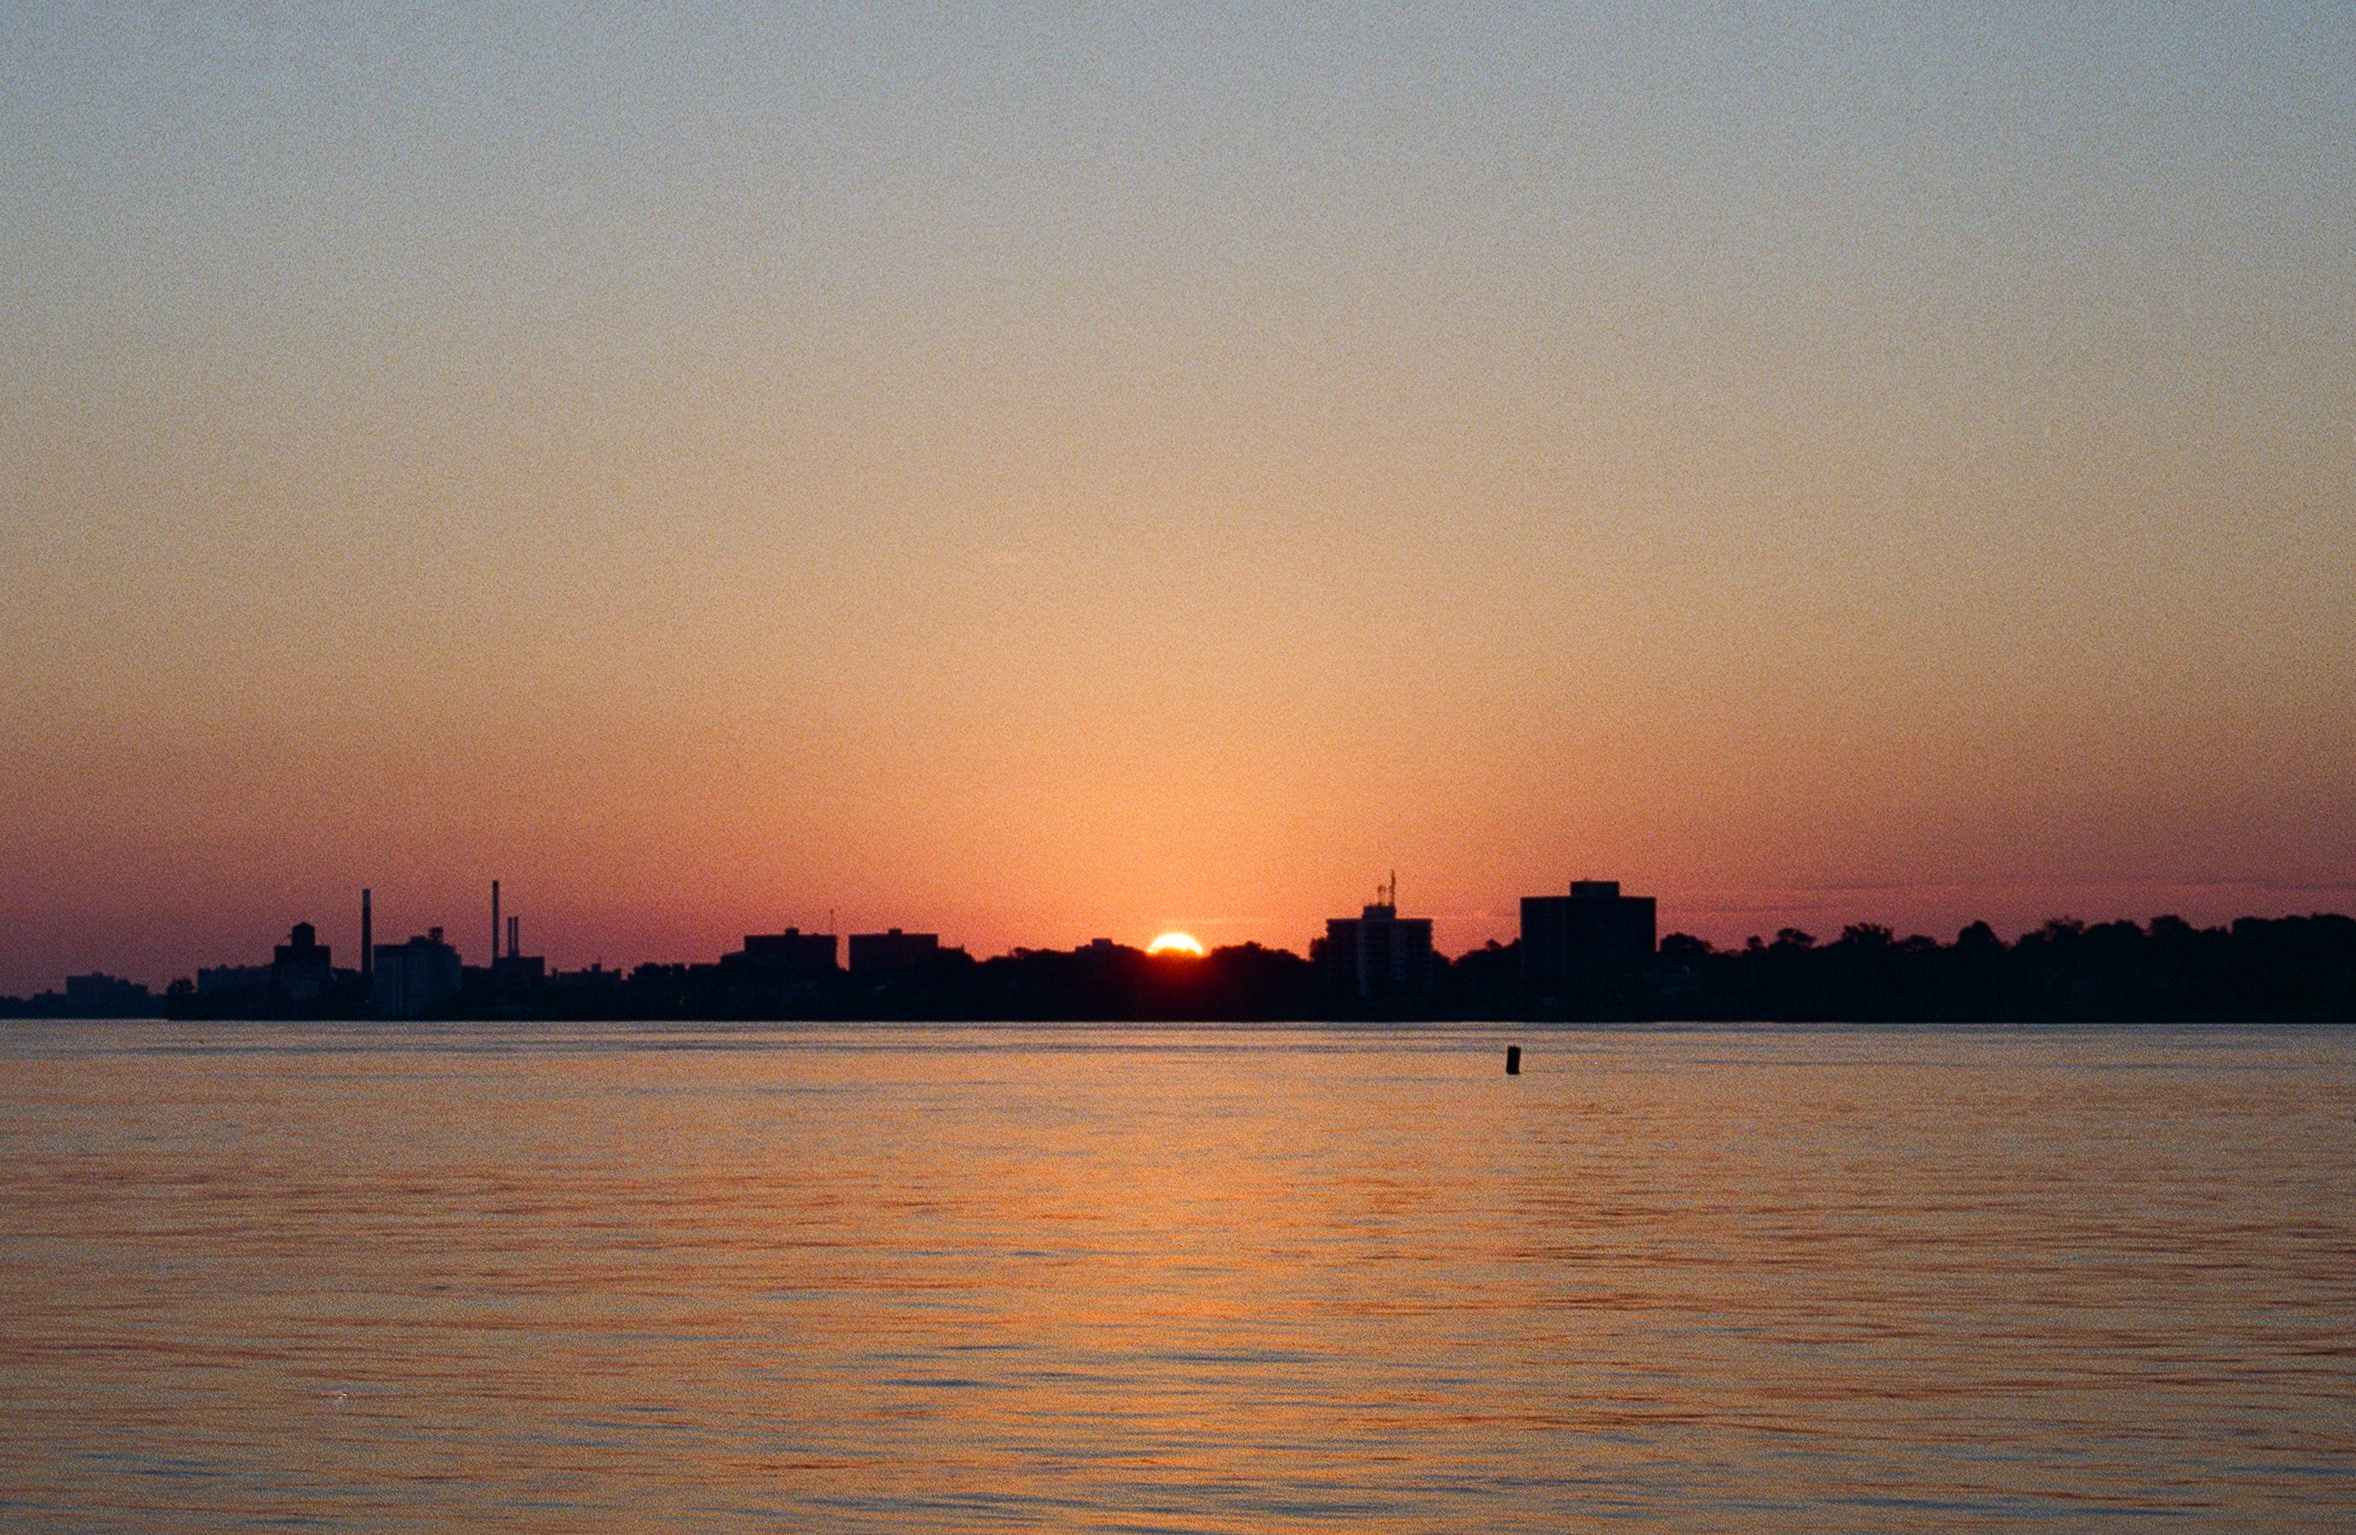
<box><xmin>374</xmin><ymin>927</ymin><xmax>462</xmax><ymax>1018</ymax></box>
<box><xmin>197</xmin><ymin>964</ymin><xmax>270</xmax><ymax>997</ymax></box>
<box><xmin>491</xmin><ymin>913</ymin><xmax>543</xmax><ymax>987</ymax></box>
<box><xmin>491</xmin><ymin>953</ymin><xmax>545</xmax><ymax>986</ymax></box>
<box><xmin>849</xmin><ymin>928</ymin><xmax>940</xmax><ymax>978</ymax></box>
<box><xmin>1522</xmin><ymin>880</ymin><xmax>1656</xmax><ymax>999</ymax></box>
<box><xmin>723</xmin><ymin>927</ymin><xmax>838</xmax><ymax>978</ymax></box>
<box><xmin>1324</xmin><ymin>887</ymin><xmax>1435</xmax><ymax>1002</ymax></box>
<box><xmin>271</xmin><ymin>922</ymin><xmax>333</xmax><ymax>1005</ymax></box>
<box><xmin>64</xmin><ymin>972</ymin><xmax>150</xmax><ymax>1016</ymax></box>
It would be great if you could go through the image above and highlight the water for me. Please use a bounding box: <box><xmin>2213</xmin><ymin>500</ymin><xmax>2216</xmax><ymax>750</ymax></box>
<box><xmin>2</xmin><ymin>1022</ymin><xmax>2351</xmax><ymax>1532</ymax></box>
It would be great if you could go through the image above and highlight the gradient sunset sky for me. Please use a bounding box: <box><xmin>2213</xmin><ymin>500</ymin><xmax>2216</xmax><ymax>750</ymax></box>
<box><xmin>4</xmin><ymin>4</ymin><xmax>2351</xmax><ymax>991</ymax></box>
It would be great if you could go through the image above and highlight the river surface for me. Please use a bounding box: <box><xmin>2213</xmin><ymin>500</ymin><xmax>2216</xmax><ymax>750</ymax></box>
<box><xmin>2</xmin><ymin>1022</ymin><xmax>2351</xmax><ymax>1532</ymax></box>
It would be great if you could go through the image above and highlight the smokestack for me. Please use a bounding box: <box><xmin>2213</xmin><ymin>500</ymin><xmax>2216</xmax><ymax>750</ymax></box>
<box><xmin>491</xmin><ymin>881</ymin><xmax>500</xmax><ymax>968</ymax></box>
<box><xmin>507</xmin><ymin>914</ymin><xmax>519</xmax><ymax>960</ymax></box>
<box><xmin>361</xmin><ymin>888</ymin><xmax>373</xmax><ymax>978</ymax></box>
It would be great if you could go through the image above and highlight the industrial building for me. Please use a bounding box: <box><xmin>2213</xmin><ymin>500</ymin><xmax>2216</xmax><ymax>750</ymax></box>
<box><xmin>271</xmin><ymin>922</ymin><xmax>334</xmax><ymax>1005</ymax></box>
<box><xmin>373</xmin><ymin>928</ymin><xmax>463</xmax><ymax>1018</ymax></box>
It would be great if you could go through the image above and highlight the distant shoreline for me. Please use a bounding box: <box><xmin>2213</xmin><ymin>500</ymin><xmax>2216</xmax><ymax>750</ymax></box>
<box><xmin>7</xmin><ymin>908</ymin><xmax>2351</xmax><ymax>1028</ymax></box>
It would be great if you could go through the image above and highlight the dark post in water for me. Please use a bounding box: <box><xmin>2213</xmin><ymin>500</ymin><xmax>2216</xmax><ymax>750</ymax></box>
<box><xmin>1506</xmin><ymin>1045</ymin><xmax>1521</xmax><ymax>1075</ymax></box>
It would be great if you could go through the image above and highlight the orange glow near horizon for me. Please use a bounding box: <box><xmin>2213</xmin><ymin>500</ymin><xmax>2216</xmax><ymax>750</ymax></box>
<box><xmin>0</xmin><ymin>10</ymin><xmax>2351</xmax><ymax>993</ymax></box>
<box><xmin>1147</xmin><ymin>933</ymin><xmax>1206</xmax><ymax>957</ymax></box>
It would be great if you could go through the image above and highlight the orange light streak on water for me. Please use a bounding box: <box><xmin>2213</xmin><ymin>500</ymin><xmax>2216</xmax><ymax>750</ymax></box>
<box><xmin>2</xmin><ymin>1023</ymin><xmax>2352</xmax><ymax>1531</ymax></box>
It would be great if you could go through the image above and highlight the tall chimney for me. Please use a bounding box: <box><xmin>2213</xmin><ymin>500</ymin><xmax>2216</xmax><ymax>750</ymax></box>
<box><xmin>507</xmin><ymin>914</ymin><xmax>519</xmax><ymax>960</ymax></box>
<box><xmin>361</xmin><ymin>888</ymin><xmax>373</xmax><ymax>978</ymax></box>
<box><xmin>491</xmin><ymin>880</ymin><xmax>500</xmax><ymax>968</ymax></box>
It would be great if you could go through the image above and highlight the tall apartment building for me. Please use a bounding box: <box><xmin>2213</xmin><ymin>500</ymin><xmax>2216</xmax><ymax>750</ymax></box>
<box><xmin>1324</xmin><ymin>879</ymin><xmax>1435</xmax><ymax>1002</ymax></box>
<box><xmin>1521</xmin><ymin>880</ymin><xmax>1656</xmax><ymax>998</ymax></box>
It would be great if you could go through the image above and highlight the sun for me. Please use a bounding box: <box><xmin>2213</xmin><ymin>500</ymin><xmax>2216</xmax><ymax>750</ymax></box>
<box><xmin>1146</xmin><ymin>932</ymin><xmax>1205</xmax><ymax>957</ymax></box>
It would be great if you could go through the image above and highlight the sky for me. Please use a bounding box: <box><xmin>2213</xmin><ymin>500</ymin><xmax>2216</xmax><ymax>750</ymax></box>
<box><xmin>3</xmin><ymin>2</ymin><xmax>2352</xmax><ymax>991</ymax></box>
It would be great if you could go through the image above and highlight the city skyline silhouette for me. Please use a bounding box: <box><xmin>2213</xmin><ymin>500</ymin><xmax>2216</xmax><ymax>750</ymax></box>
<box><xmin>12</xmin><ymin>873</ymin><xmax>2349</xmax><ymax>1025</ymax></box>
<box><xmin>4</xmin><ymin>12</ymin><xmax>2353</xmax><ymax>1531</ymax></box>
<box><xmin>3</xmin><ymin>8</ymin><xmax>2349</xmax><ymax>998</ymax></box>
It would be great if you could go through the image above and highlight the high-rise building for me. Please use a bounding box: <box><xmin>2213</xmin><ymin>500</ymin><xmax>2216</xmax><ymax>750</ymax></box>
<box><xmin>1323</xmin><ymin>878</ymin><xmax>1434</xmax><ymax>1002</ymax></box>
<box><xmin>1521</xmin><ymin>880</ymin><xmax>1656</xmax><ymax>998</ymax></box>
